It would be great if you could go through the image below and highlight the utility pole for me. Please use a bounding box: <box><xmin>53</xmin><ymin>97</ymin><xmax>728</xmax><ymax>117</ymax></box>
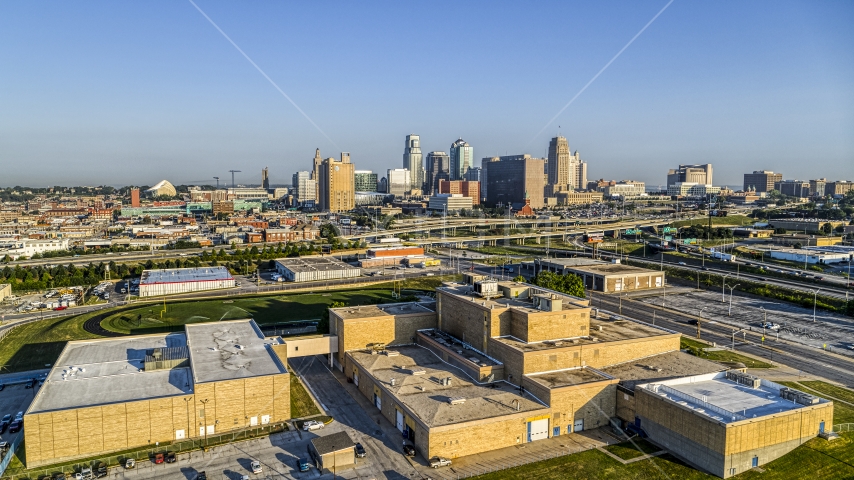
<box><xmin>727</xmin><ymin>284</ymin><xmax>740</xmax><ymax>316</ymax></box>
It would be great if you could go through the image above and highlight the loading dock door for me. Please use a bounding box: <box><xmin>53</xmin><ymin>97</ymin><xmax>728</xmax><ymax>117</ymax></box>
<box><xmin>527</xmin><ymin>419</ymin><xmax>549</xmax><ymax>442</ymax></box>
<box><xmin>574</xmin><ymin>419</ymin><xmax>584</xmax><ymax>433</ymax></box>
<box><xmin>374</xmin><ymin>393</ymin><xmax>382</xmax><ymax>410</ymax></box>
<box><xmin>396</xmin><ymin>410</ymin><xmax>405</xmax><ymax>432</ymax></box>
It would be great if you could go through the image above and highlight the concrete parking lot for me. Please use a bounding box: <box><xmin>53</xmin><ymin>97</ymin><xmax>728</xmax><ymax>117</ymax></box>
<box><xmin>0</xmin><ymin>379</ymin><xmax>40</xmax><ymax>456</ymax></box>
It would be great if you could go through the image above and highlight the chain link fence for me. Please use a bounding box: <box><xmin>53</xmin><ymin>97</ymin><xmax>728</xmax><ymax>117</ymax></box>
<box><xmin>1</xmin><ymin>424</ymin><xmax>286</xmax><ymax>480</ymax></box>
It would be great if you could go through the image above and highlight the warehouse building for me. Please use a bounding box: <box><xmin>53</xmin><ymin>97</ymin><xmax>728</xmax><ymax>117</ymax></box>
<box><xmin>764</xmin><ymin>247</ymin><xmax>849</xmax><ymax>265</ymax></box>
<box><xmin>524</xmin><ymin>258</ymin><xmax>665</xmax><ymax>293</ymax></box>
<box><xmin>328</xmin><ymin>276</ymin><xmax>831</xmax><ymax>476</ymax></box>
<box><xmin>635</xmin><ymin>372</ymin><xmax>832</xmax><ymax>478</ymax></box>
<box><xmin>274</xmin><ymin>256</ymin><xmax>361</xmax><ymax>282</ymax></box>
<box><xmin>359</xmin><ymin>245</ymin><xmax>426</xmax><ymax>268</ymax></box>
<box><xmin>138</xmin><ymin>266</ymin><xmax>235</xmax><ymax>297</ymax></box>
<box><xmin>23</xmin><ymin>319</ymin><xmax>290</xmax><ymax>467</ymax></box>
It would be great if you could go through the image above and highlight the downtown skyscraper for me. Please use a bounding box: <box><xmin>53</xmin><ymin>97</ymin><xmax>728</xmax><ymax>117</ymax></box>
<box><xmin>546</xmin><ymin>136</ymin><xmax>587</xmax><ymax>193</ymax></box>
<box><xmin>425</xmin><ymin>151</ymin><xmax>450</xmax><ymax>195</ymax></box>
<box><xmin>403</xmin><ymin>134</ymin><xmax>424</xmax><ymax>193</ymax></box>
<box><xmin>449</xmin><ymin>138</ymin><xmax>473</xmax><ymax>180</ymax></box>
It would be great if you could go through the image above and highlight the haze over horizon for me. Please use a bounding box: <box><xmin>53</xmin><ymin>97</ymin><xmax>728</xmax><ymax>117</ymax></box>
<box><xmin>1</xmin><ymin>1</ymin><xmax>852</xmax><ymax>188</ymax></box>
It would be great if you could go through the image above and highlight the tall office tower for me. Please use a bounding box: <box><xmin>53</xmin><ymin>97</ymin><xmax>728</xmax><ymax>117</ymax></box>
<box><xmin>311</xmin><ymin>148</ymin><xmax>323</xmax><ymax>202</ymax></box>
<box><xmin>449</xmin><ymin>138</ymin><xmax>473</xmax><ymax>180</ymax></box>
<box><xmin>318</xmin><ymin>153</ymin><xmax>355</xmax><ymax>212</ymax></box>
<box><xmin>666</xmin><ymin>164</ymin><xmax>713</xmax><ymax>188</ymax></box>
<box><xmin>481</xmin><ymin>157</ymin><xmax>499</xmax><ymax>201</ymax></box>
<box><xmin>386</xmin><ymin>168</ymin><xmax>412</xmax><ymax>197</ymax></box>
<box><xmin>743</xmin><ymin>171</ymin><xmax>782</xmax><ymax>193</ymax></box>
<box><xmin>573</xmin><ymin>158</ymin><xmax>588</xmax><ymax>191</ymax></box>
<box><xmin>403</xmin><ymin>134</ymin><xmax>424</xmax><ymax>193</ymax></box>
<box><xmin>130</xmin><ymin>188</ymin><xmax>140</xmax><ymax>207</ymax></box>
<box><xmin>547</xmin><ymin>136</ymin><xmax>570</xmax><ymax>186</ymax></box>
<box><xmin>292</xmin><ymin>171</ymin><xmax>316</xmax><ymax>205</ymax></box>
<box><xmin>809</xmin><ymin>179</ymin><xmax>827</xmax><ymax>198</ymax></box>
<box><xmin>354</xmin><ymin>170</ymin><xmax>378</xmax><ymax>192</ymax></box>
<box><xmin>425</xmin><ymin>151</ymin><xmax>450</xmax><ymax>195</ymax></box>
<box><xmin>485</xmin><ymin>156</ymin><xmax>545</xmax><ymax>209</ymax></box>
<box><xmin>261</xmin><ymin>167</ymin><xmax>270</xmax><ymax>189</ymax></box>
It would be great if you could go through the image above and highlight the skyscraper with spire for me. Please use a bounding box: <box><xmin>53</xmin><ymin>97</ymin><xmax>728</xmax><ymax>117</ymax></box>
<box><xmin>449</xmin><ymin>138</ymin><xmax>473</xmax><ymax>180</ymax></box>
<box><xmin>546</xmin><ymin>136</ymin><xmax>587</xmax><ymax>194</ymax></box>
<box><xmin>403</xmin><ymin>134</ymin><xmax>423</xmax><ymax>194</ymax></box>
<box><xmin>311</xmin><ymin>148</ymin><xmax>322</xmax><ymax>202</ymax></box>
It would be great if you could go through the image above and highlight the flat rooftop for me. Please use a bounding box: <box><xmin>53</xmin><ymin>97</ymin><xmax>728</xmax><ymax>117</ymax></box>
<box><xmin>493</xmin><ymin>318</ymin><xmax>672</xmax><ymax>352</ymax></box>
<box><xmin>186</xmin><ymin>319</ymin><xmax>287</xmax><ymax>383</ymax></box>
<box><xmin>333</xmin><ymin>301</ymin><xmax>436</xmax><ymax>320</ymax></box>
<box><xmin>29</xmin><ymin>333</ymin><xmax>192</xmax><ymax>414</ymax></box>
<box><xmin>537</xmin><ymin>258</ymin><xmax>605</xmax><ymax>267</ymax></box>
<box><xmin>639</xmin><ymin>372</ymin><xmax>828</xmax><ymax>424</ymax></box>
<box><xmin>349</xmin><ymin>345</ymin><xmax>547</xmax><ymax>428</ymax></box>
<box><xmin>275</xmin><ymin>256</ymin><xmax>359</xmax><ymax>273</ymax></box>
<box><xmin>140</xmin><ymin>266</ymin><xmax>232</xmax><ymax>285</ymax></box>
<box><xmin>525</xmin><ymin>367</ymin><xmax>611</xmax><ymax>389</ymax></box>
<box><xmin>600</xmin><ymin>351</ymin><xmax>725</xmax><ymax>390</ymax></box>
<box><xmin>439</xmin><ymin>283</ymin><xmax>588</xmax><ymax>313</ymax></box>
<box><xmin>419</xmin><ymin>329</ymin><xmax>499</xmax><ymax>367</ymax></box>
<box><xmin>558</xmin><ymin>262</ymin><xmax>660</xmax><ymax>276</ymax></box>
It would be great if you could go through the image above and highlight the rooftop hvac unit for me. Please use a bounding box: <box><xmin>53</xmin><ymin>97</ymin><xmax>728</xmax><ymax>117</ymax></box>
<box><xmin>386</xmin><ymin>351</ymin><xmax>400</xmax><ymax>357</ymax></box>
<box><xmin>448</xmin><ymin>397</ymin><xmax>466</xmax><ymax>405</ymax></box>
<box><xmin>727</xmin><ymin>370</ymin><xmax>761</xmax><ymax>389</ymax></box>
<box><xmin>441</xmin><ymin>377</ymin><xmax>453</xmax><ymax>386</ymax></box>
<box><xmin>390</xmin><ymin>378</ymin><xmax>396</xmax><ymax>386</ymax></box>
<box><xmin>411</xmin><ymin>369</ymin><xmax>426</xmax><ymax>376</ymax></box>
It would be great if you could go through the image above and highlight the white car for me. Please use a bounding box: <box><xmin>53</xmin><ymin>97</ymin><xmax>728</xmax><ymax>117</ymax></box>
<box><xmin>251</xmin><ymin>460</ymin><xmax>262</xmax><ymax>474</ymax></box>
<box><xmin>302</xmin><ymin>420</ymin><xmax>324</xmax><ymax>431</ymax></box>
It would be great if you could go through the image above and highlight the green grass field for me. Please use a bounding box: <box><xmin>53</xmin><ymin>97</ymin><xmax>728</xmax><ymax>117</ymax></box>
<box><xmin>680</xmin><ymin>337</ymin><xmax>775</xmax><ymax>368</ymax></box>
<box><xmin>604</xmin><ymin>438</ymin><xmax>662</xmax><ymax>460</ymax></box>
<box><xmin>290</xmin><ymin>373</ymin><xmax>321</xmax><ymax>419</ymax></box>
<box><xmin>473</xmin><ymin>433</ymin><xmax>854</xmax><ymax>479</ymax></box>
<box><xmin>0</xmin><ymin>287</ymin><xmax>419</xmax><ymax>373</ymax></box>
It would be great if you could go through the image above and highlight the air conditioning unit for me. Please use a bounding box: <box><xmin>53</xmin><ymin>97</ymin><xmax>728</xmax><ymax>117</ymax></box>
<box><xmin>448</xmin><ymin>397</ymin><xmax>466</xmax><ymax>405</ymax></box>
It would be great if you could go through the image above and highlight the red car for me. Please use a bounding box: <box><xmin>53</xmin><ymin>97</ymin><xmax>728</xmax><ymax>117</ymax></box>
<box><xmin>154</xmin><ymin>453</ymin><xmax>164</xmax><ymax>464</ymax></box>
<box><xmin>53</xmin><ymin>306</ymin><xmax>68</xmax><ymax>311</ymax></box>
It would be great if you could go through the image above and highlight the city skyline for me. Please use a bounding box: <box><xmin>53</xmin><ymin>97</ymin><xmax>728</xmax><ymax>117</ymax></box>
<box><xmin>1</xmin><ymin>1</ymin><xmax>852</xmax><ymax>186</ymax></box>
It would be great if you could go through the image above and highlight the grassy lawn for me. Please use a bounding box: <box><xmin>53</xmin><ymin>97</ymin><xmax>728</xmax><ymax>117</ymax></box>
<box><xmin>778</xmin><ymin>381</ymin><xmax>854</xmax><ymax>425</ymax></box>
<box><xmin>604</xmin><ymin>438</ymin><xmax>662</xmax><ymax>460</ymax></box>
<box><xmin>98</xmin><ymin>289</ymin><xmax>399</xmax><ymax>335</ymax></box>
<box><xmin>680</xmin><ymin>337</ymin><xmax>775</xmax><ymax>368</ymax></box>
<box><xmin>290</xmin><ymin>373</ymin><xmax>321</xmax><ymax>419</ymax></box>
<box><xmin>473</xmin><ymin>433</ymin><xmax>854</xmax><ymax>480</ymax></box>
<box><xmin>0</xmin><ymin>287</ymin><xmax>416</xmax><ymax>374</ymax></box>
<box><xmin>372</xmin><ymin>274</ymin><xmax>461</xmax><ymax>292</ymax></box>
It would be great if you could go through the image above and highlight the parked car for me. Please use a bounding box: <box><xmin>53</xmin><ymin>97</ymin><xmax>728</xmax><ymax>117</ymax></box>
<box><xmin>354</xmin><ymin>443</ymin><xmax>366</xmax><ymax>458</ymax></box>
<box><xmin>78</xmin><ymin>467</ymin><xmax>92</xmax><ymax>479</ymax></box>
<box><xmin>124</xmin><ymin>458</ymin><xmax>135</xmax><ymax>469</ymax></box>
<box><xmin>402</xmin><ymin>444</ymin><xmax>416</xmax><ymax>457</ymax></box>
<box><xmin>296</xmin><ymin>458</ymin><xmax>311</xmax><ymax>472</ymax></box>
<box><xmin>54</xmin><ymin>306</ymin><xmax>68</xmax><ymax>311</ymax></box>
<box><xmin>52</xmin><ymin>473</ymin><xmax>66</xmax><ymax>480</ymax></box>
<box><xmin>302</xmin><ymin>420</ymin><xmax>324</xmax><ymax>431</ymax></box>
<box><xmin>95</xmin><ymin>462</ymin><xmax>107</xmax><ymax>478</ymax></box>
<box><xmin>1</xmin><ymin>414</ymin><xmax>10</xmax><ymax>423</ymax></box>
<box><xmin>678</xmin><ymin>262</ymin><xmax>687</xmax><ymax>266</ymax></box>
<box><xmin>0</xmin><ymin>421</ymin><xmax>7</xmax><ymax>434</ymax></box>
<box><xmin>429</xmin><ymin>457</ymin><xmax>452</xmax><ymax>468</ymax></box>
<box><xmin>154</xmin><ymin>453</ymin><xmax>165</xmax><ymax>464</ymax></box>
<box><xmin>251</xmin><ymin>460</ymin><xmax>262</xmax><ymax>473</ymax></box>
<box><xmin>196</xmin><ymin>472</ymin><xmax>207</xmax><ymax>480</ymax></box>
<box><xmin>9</xmin><ymin>420</ymin><xmax>22</xmax><ymax>433</ymax></box>
<box><xmin>165</xmin><ymin>451</ymin><xmax>176</xmax><ymax>463</ymax></box>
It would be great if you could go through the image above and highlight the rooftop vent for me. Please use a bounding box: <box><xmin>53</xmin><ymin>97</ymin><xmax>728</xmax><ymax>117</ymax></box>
<box><xmin>448</xmin><ymin>397</ymin><xmax>466</xmax><ymax>405</ymax></box>
<box><xmin>411</xmin><ymin>369</ymin><xmax>426</xmax><ymax>376</ymax></box>
<box><xmin>726</xmin><ymin>370</ymin><xmax>761</xmax><ymax>389</ymax></box>
<box><xmin>385</xmin><ymin>351</ymin><xmax>400</xmax><ymax>357</ymax></box>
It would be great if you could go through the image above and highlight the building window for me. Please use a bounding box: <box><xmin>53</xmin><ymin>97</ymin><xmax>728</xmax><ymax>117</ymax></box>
<box><xmin>199</xmin><ymin>409</ymin><xmax>205</xmax><ymax>418</ymax></box>
<box><xmin>295</xmin><ymin>346</ymin><xmax>299</xmax><ymax>351</ymax></box>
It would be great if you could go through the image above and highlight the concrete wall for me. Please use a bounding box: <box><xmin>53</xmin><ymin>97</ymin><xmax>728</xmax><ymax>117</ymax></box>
<box><xmin>333</xmin><ymin>310</ymin><xmax>437</xmax><ymax>366</ymax></box>
<box><xmin>283</xmin><ymin>335</ymin><xmax>338</xmax><ymax>358</ymax></box>
<box><xmin>427</xmin><ymin>411</ymin><xmax>548</xmax><ymax>459</ymax></box>
<box><xmin>437</xmin><ymin>292</ymin><xmax>499</xmax><ymax>354</ymax></box>
<box><xmin>23</xmin><ymin>373</ymin><xmax>290</xmax><ymax>468</ymax></box>
<box><xmin>521</xmin><ymin>334</ymin><xmax>680</xmax><ymax>373</ymax></box>
<box><xmin>512</xmin><ymin>308</ymin><xmax>590</xmax><ymax>343</ymax></box>
<box><xmin>521</xmin><ymin>376</ymin><xmax>618</xmax><ymax>435</ymax></box>
<box><xmin>417</xmin><ymin>332</ymin><xmax>504</xmax><ymax>382</ymax></box>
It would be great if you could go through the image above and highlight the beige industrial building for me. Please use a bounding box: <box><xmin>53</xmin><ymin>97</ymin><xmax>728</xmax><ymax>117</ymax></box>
<box><xmin>523</xmin><ymin>258</ymin><xmax>665</xmax><ymax>293</ymax></box>
<box><xmin>328</xmin><ymin>274</ymin><xmax>832</xmax><ymax>477</ymax></box>
<box><xmin>309</xmin><ymin>431</ymin><xmax>356</xmax><ymax>473</ymax></box>
<box><xmin>274</xmin><ymin>256</ymin><xmax>361</xmax><ymax>282</ymax></box>
<box><xmin>23</xmin><ymin>320</ymin><xmax>290</xmax><ymax>467</ymax></box>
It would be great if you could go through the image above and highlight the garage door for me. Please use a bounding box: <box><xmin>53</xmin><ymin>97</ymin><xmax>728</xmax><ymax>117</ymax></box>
<box><xmin>396</xmin><ymin>409</ymin><xmax>405</xmax><ymax>432</ymax></box>
<box><xmin>527</xmin><ymin>419</ymin><xmax>549</xmax><ymax>442</ymax></box>
<box><xmin>574</xmin><ymin>419</ymin><xmax>584</xmax><ymax>433</ymax></box>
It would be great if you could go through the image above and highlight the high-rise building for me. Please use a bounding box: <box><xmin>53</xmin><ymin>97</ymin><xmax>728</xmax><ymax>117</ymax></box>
<box><xmin>130</xmin><ymin>188</ymin><xmax>140</xmax><ymax>207</ymax></box>
<box><xmin>354</xmin><ymin>170</ymin><xmax>378</xmax><ymax>192</ymax></box>
<box><xmin>809</xmin><ymin>179</ymin><xmax>827</xmax><ymax>198</ymax></box>
<box><xmin>438</xmin><ymin>180</ymin><xmax>480</xmax><ymax>205</ymax></box>
<box><xmin>261</xmin><ymin>167</ymin><xmax>270</xmax><ymax>190</ymax></box>
<box><xmin>667</xmin><ymin>164</ymin><xmax>713</xmax><ymax>188</ymax></box>
<box><xmin>485</xmin><ymin>156</ymin><xmax>545</xmax><ymax>209</ymax></box>
<box><xmin>546</xmin><ymin>136</ymin><xmax>587</xmax><ymax>192</ymax></box>
<box><xmin>386</xmin><ymin>168</ymin><xmax>411</xmax><ymax>197</ymax></box>
<box><xmin>292</xmin><ymin>171</ymin><xmax>316</xmax><ymax>206</ymax></box>
<box><xmin>425</xmin><ymin>151</ymin><xmax>450</xmax><ymax>195</ymax></box>
<box><xmin>464</xmin><ymin>167</ymin><xmax>482</xmax><ymax>183</ymax></box>
<box><xmin>775</xmin><ymin>180</ymin><xmax>811</xmax><ymax>198</ymax></box>
<box><xmin>311</xmin><ymin>148</ymin><xmax>323</xmax><ymax>202</ymax></box>
<box><xmin>743</xmin><ymin>171</ymin><xmax>782</xmax><ymax>193</ymax></box>
<box><xmin>825</xmin><ymin>180</ymin><xmax>854</xmax><ymax>196</ymax></box>
<box><xmin>449</xmin><ymin>139</ymin><xmax>473</xmax><ymax>180</ymax></box>
<box><xmin>403</xmin><ymin>134</ymin><xmax>424</xmax><ymax>193</ymax></box>
<box><xmin>318</xmin><ymin>153</ymin><xmax>355</xmax><ymax>212</ymax></box>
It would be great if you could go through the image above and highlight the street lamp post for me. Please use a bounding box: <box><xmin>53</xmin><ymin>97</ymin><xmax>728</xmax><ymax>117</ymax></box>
<box><xmin>809</xmin><ymin>288</ymin><xmax>821</xmax><ymax>323</ymax></box>
<box><xmin>696</xmin><ymin>306</ymin><xmax>708</xmax><ymax>339</ymax></box>
<box><xmin>199</xmin><ymin>398</ymin><xmax>209</xmax><ymax>449</ymax></box>
<box><xmin>721</xmin><ymin>274</ymin><xmax>731</xmax><ymax>302</ymax></box>
<box><xmin>727</xmin><ymin>284</ymin><xmax>740</xmax><ymax>316</ymax></box>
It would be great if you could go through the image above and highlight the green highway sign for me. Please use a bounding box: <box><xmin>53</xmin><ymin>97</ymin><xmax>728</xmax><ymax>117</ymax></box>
<box><xmin>625</xmin><ymin>229</ymin><xmax>641</xmax><ymax>235</ymax></box>
<box><xmin>662</xmin><ymin>227</ymin><xmax>677</xmax><ymax>233</ymax></box>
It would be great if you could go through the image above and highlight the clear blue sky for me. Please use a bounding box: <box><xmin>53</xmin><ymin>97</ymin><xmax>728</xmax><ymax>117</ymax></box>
<box><xmin>1</xmin><ymin>1</ymin><xmax>852</xmax><ymax>187</ymax></box>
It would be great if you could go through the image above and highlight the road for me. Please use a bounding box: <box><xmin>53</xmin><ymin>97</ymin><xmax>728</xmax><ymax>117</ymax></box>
<box><xmin>590</xmin><ymin>292</ymin><xmax>854</xmax><ymax>388</ymax></box>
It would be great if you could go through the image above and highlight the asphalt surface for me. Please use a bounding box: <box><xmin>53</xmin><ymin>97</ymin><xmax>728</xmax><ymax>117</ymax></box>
<box><xmin>590</xmin><ymin>292</ymin><xmax>854</xmax><ymax>388</ymax></box>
